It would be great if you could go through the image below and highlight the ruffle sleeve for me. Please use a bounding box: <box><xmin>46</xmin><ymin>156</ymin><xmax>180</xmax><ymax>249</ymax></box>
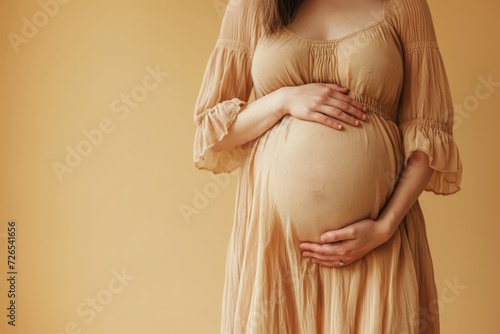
<box><xmin>391</xmin><ymin>0</ymin><xmax>462</xmax><ymax>194</ymax></box>
<box><xmin>193</xmin><ymin>0</ymin><xmax>258</xmax><ymax>173</ymax></box>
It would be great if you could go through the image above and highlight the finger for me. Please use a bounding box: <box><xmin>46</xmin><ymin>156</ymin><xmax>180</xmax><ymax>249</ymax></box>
<box><xmin>316</xmin><ymin>105</ymin><xmax>361</xmax><ymax>127</ymax></box>
<box><xmin>330</xmin><ymin>89</ymin><xmax>367</xmax><ymax>113</ymax></box>
<box><xmin>300</xmin><ymin>242</ymin><xmax>344</xmax><ymax>257</ymax></box>
<box><xmin>299</xmin><ymin>241</ymin><xmax>313</xmax><ymax>249</ymax></box>
<box><xmin>299</xmin><ymin>241</ymin><xmax>336</xmax><ymax>249</ymax></box>
<box><xmin>328</xmin><ymin>92</ymin><xmax>367</xmax><ymax>120</ymax></box>
<box><xmin>307</xmin><ymin>112</ymin><xmax>345</xmax><ymax>130</ymax></box>
<box><xmin>320</xmin><ymin>83</ymin><xmax>349</xmax><ymax>93</ymax></box>
<box><xmin>318</xmin><ymin>84</ymin><xmax>366</xmax><ymax>112</ymax></box>
<box><xmin>320</xmin><ymin>227</ymin><xmax>356</xmax><ymax>243</ymax></box>
<box><xmin>299</xmin><ymin>241</ymin><xmax>316</xmax><ymax>250</ymax></box>
<box><xmin>300</xmin><ymin>242</ymin><xmax>344</xmax><ymax>256</ymax></box>
<box><xmin>299</xmin><ymin>242</ymin><xmax>332</xmax><ymax>254</ymax></box>
<box><xmin>302</xmin><ymin>251</ymin><xmax>340</xmax><ymax>262</ymax></box>
<box><xmin>312</xmin><ymin>258</ymin><xmax>350</xmax><ymax>268</ymax></box>
<box><xmin>299</xmin><ymin>242</ymin><xmax>323</xmax><ymax>253</ymax></box>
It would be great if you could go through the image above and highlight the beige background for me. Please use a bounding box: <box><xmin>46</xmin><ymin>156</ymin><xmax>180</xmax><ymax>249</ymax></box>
<box><xmin>0</xmin><ymin>0</ymin><xmax>498</xmax><ymax>333</ymax></box>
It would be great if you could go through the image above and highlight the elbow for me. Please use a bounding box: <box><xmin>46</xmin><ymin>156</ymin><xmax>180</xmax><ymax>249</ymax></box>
<box><xmin>210</xmin><ymin>141</ymin><xmax>224</xmax><ymax>153</ymax></box>
<box><xmin>408</xmin><ymin>150</ymin><xmax>434</xmax><ymax>177</ymax></box>
<box><xmin>211</xmin><ymin>133</ymin><xmax>237</xmax><ymax>152</ymax></box>
<box><xmin>409</xmin><ymin>150</ymin><xmax>430</xmax><ymax>166</ymax></box>
<box><xmin>211</xmin><ymin>145</ymin><xmax>222</xmax><ymax>153</ymax></box>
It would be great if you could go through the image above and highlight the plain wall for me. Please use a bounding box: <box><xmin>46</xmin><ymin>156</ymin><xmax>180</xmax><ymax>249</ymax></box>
<box><xmin>0</xmin><ymin>0</ymin><xmax>498</xmax><ymax>333</ymax></box>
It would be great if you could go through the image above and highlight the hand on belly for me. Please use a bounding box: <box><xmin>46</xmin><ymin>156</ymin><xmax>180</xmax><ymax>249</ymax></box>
<box><xmin>299</xmin><ymin>217</ymin><xmax>392</xmax><ymax>268</ymax></box>
<box><xmin>265</xmin><ymin>116</ymin><xmax>400</xmax><ymax>243</ymax></box>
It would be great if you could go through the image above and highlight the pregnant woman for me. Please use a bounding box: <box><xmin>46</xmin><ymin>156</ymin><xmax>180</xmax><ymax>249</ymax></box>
<box><xmin>193</xmin><ymin>0</ymin><xmax>462</xmax><ymax>333</ymax></box>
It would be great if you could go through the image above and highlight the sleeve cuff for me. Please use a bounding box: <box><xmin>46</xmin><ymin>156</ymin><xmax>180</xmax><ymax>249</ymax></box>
<box><xmin>400</xmin><ymin>119</ymin><xmax>462</xmax><ymax>195</ymax></box>
<box><xmin>193</xmin><ymin>98</ymin><xmax>248</xmax><ymax>173</ymax></box>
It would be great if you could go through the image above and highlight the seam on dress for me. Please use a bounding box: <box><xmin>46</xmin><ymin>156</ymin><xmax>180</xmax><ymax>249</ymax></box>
<box><xmin>399</xmin><ymin>118</ymin><xmax>452</xmax><ymax>134</ymax></box>
<box><xmin>194</xmin><ymin>98</ymin><xmax>246</xmax><ymax>125</ymax></box>
<box><xmin>216</xmin><ymin>38</ymin><xmax>253</xmax><ymax>59</ymax></box>
<box><xmin>403</xmin><ymin>40</ymin><xmax>439</xmax><ymax>52</ymax></box>
<box><xmin>349</xmin><ymin>91</ymin><xmax>395</xmax><ymax>121</ymax></box>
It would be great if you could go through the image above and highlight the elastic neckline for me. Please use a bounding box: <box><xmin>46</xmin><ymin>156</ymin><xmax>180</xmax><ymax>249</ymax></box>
<box><xmin>283</xmin><ymin>0</ymin><xmax>389</xmax><ymax>44</ymax></box>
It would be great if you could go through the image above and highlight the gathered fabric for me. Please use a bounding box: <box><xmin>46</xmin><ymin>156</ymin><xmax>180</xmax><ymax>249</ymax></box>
<box><xmin>193</xmin><ymin>0</ymin><xmax>462</xmax><ymax>332</ymax></box>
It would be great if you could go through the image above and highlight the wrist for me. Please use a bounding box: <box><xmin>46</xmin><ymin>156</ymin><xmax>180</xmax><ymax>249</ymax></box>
<box><xmin>375</xmin><ymin>212</ymin><xmax>400</xmax><ymax>242</ymax></box>
<box><xmin>272</xmin><ymin>86</ymin><xmax>291</xmax><ymax>118</ymax></box>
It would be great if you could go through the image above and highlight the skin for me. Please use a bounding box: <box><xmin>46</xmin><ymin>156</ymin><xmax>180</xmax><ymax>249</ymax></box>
<box><xmin>287</xmin><ymin>0</ymin><xmax>385</xmax><ymax>41</ymax></box>
<box><xmin>214</xmin><ymin>0</ymin><xmax>435</xmax><ymax>268</ymax></box>
<box><xmin>292</xmin><ymin>0</ymin><xmax>434</xmax><ymax>267</ymax></box>
<box><xmin>289</xmin><ymin>0</ymin><xmax>435</xmax><ymax>267</ymax></box>
<box><xmin>300</xmin><ymin>151</ymin><xmax>434</xmax><ymax>268</ymax></box>
<box><xmin>211</xmin><ymin>83</ymin><xmax>367</xmax><ymax>152</ymax></box>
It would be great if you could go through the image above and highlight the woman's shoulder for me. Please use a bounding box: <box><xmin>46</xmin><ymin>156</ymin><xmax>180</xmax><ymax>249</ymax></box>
<box><xmin>219</xmin><ymin>0</ymin><xmax>263</xmax><ymax>53</ymax></box>
<box><xmin>385</xmin><ymin>0</ymin><xmax>437</xmax><ymax>42</ymax></box>
<box><xmin>223</xmin><ymin>0</ymin><xmax>260</xmax><ymax>23</ymax></box>
<box><xmin>385</xmin><ymin>0</ymin><xmax>433</xmax><ymax>21</ymax></box>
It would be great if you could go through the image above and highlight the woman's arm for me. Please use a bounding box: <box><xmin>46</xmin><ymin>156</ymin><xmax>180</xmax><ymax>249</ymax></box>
<box><xmin>299</xmin><ymin>0</ymin><xmax>462</xmax><ymax>268</ymax></box>
<box><xmin>299</xmin><ymin>151</ymin><xmax>434</xmax><ymax>268</ymax></box>
<box><xmin>375</xmin><ymin>151</ymin><xmax>434</xmax><ymax>237</ymax></box>
<box><xmin>212</xmin><ymin>83</ymin><xmax>368</xmax><ymax>152</ymax></box>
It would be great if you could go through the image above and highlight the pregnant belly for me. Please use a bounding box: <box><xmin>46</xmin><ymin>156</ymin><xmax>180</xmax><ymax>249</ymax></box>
<box><xmin>262</xmin><ymin>115</ymin><xmax>401</xmax><ymax>243</ymax></box>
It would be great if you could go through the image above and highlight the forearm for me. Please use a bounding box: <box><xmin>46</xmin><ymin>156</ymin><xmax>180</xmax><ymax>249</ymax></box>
<box><xmin>211</xmin><ymin>89</ymin><xmax>286</xmax><ymax>152</ymax></box>
<box><xmin>376</xmin><ymin>151</ymin><xmax>435</xmax><ymax>240</ymax></box>
<box><xmin>211</xmin><ymin>83</ymin><xmax>369</xmax><ymax>152</ymax></box>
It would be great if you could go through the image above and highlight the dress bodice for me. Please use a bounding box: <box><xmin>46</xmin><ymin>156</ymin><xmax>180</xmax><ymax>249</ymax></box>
<box><xmin>252</xmin><ymin>16</ymin><xmax>403</xmax><ymax>122</ymax></box>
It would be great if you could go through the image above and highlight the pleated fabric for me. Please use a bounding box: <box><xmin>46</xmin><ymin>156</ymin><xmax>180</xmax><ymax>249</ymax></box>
<box><xmin>193</xmin><ymin>0</ymin><xmax>462</xmax><ymax>333</ymax></box>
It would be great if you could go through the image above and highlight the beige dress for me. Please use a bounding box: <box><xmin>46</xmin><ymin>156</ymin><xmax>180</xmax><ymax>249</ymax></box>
<box><xmin>193</xmin><ymin>0</ymin><xmax>462</xmax><ymax>333</ymax></box>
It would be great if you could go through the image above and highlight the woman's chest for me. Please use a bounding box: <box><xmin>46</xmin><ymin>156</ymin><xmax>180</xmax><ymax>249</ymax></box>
<box><xmin>251</xmin><ymin>23</ymin><xmax>404</xmax><ymax>109</ymax></box>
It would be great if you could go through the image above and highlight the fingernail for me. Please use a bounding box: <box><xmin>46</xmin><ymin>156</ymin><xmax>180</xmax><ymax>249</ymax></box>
<box><xmin>362</xmin><ymin>114</ymin><xmax>368</xmax><ymax>120</ymax></box>
<box><xmin>354</xmin><ymin>120</ymin><xmax>360</xmax><ymax>126</ymax></box>
<box><xmin>363</xmin><ymin>106</ymin><xmax>368</xmax><ymax>111</ymax></box>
